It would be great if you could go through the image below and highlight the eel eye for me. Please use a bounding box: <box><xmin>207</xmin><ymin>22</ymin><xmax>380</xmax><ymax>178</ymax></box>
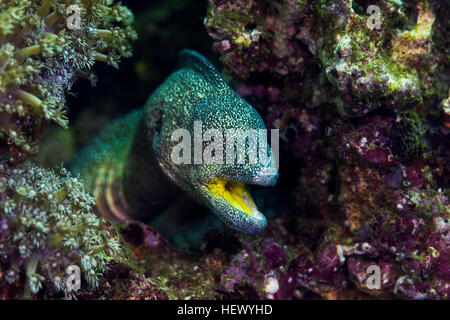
<box><xmin>147</xmin><ymin>109</ymin><xmax>163</xmax><ymax>133</ymax></box>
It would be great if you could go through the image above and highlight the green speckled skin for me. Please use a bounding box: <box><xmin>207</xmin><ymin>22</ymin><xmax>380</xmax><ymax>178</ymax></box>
<box><xmin>71</xmin><ymin>50</ymin><xmax>278</xmax><ymax>235</ymax></box>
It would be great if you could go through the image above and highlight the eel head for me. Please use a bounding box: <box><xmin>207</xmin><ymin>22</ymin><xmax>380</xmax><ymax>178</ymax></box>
<box><xmin>154</xmin><ymin>50</ymin><xmax>278</xmax><ymax>235</ymax></box>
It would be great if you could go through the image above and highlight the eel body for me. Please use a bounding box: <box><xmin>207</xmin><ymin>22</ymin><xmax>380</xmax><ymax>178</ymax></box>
<box><xmin>71</xmin><ymin>50</ymin><xmax>278</xmax><ymax>235</ymax></box>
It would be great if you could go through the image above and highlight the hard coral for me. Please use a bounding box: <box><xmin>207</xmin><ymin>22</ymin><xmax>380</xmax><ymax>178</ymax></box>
<box><xmin>0</xmin><ymin>0</ymin><xmax>137</xmax><ymax>161</ymax></box>
<box><xmin>204</xmin><ymin>0</ymin><xmax>449</xmax><ymax>300</ymax></box>
<box><xmin>337</xmin><ymin>163</ymin><xmax>449</xmax><ymax>299</ymax></box>
<box><xmin>314</xmin><ymin>0</ymin><xmax>438</xmax><ymax>117</ymax></box>
<box><xmin>0</xmin><ymin>161</ymin><xmax>122</xmax><ymax>299</ymax></box>
<box><xmin>206</xmin><ymin>0</ymin><xmax>448</xmax><ymax>117</ymax></box>
<box><xmin>205</xmin><ymin>0</ymin><xmax>312</xmax><ymax>78</ymax></box>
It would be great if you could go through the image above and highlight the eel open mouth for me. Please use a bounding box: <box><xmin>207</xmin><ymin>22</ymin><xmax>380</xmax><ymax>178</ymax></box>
<box><xmin>206</xmin><ymin>178</ymin><xmax>259</xmax><ymax>217</ymax></box>
<box><xmin>204</xmin><ymin>178</ymin><xmax>268</xmax><ymax>235</ymax></box>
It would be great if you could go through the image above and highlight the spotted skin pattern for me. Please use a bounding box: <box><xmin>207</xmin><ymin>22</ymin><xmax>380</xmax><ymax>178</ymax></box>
<box><xmin>71</xmin><ymin>50</ymin><xmax>278</xmax><ymax>235</ymax></box>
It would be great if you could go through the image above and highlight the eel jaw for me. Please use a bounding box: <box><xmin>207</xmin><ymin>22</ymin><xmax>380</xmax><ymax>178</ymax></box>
<box><xmin>203</xmin><ymin>178</ymin><xmax>268</xmax><ymax>235</ymax></box>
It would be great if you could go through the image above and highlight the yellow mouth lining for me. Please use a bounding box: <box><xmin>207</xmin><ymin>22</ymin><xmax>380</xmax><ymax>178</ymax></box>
<box><xmin>206</xmin><ymin>178</ymin><xmax>257</xmax><ymax>217</ymax></box>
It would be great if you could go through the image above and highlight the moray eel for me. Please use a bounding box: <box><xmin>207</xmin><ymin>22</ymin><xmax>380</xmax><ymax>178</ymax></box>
<box><xmin>70</xmin><ymin>50</ymin><xmax>278</xmax><ymax>235</ymax></box>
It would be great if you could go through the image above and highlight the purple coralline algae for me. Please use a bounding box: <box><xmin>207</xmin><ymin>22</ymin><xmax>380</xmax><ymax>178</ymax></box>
<box><xmin>200</xmin><ymin>0</ymin><xmax>449</xmax><ymax>299</ymax></box>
